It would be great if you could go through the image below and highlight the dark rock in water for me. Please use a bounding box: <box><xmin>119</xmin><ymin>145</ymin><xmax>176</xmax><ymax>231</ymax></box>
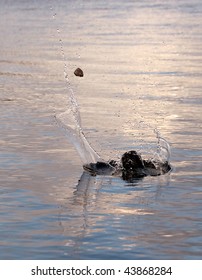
<box><xmin>121</xmin><ymin>151</ymin><xmax>171</xmax><ymax>180</ymax></box>
<box><xmin>83</xmin><ymin>150</ymin><xmax>171</xmax><ymax>181</ymax></box>
<box><xmin>121</xmin><ymin>151</ymin><xmax>144</xmax><ymax>170</ymax></box>
<box><xmin>121</xmin><ymin>151</ymin><xmax>146</xmax><ymax>180</ymax></box>
<box><xmin>74</xmin><ymin>68</ymin><xmax>84</xmax><ymax>77</ymax></box>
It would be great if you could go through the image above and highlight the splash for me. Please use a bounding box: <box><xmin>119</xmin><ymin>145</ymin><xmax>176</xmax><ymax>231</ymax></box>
<box><xmin>55</xmin><ymin>109</ymin><xmax>101</xmax><ymax>164</ymax></box>
<box><xmin>51</xmin><ymin>9</ymin><xmax>101</xmax><ymax>164</ymax></box>
<box><xmin>154</xmin><ymin>128</ymin><xmax>171</xmax><ymax>162</ymax></box>
<box><xmin>51</xmin><ymin>7</ymin><xmax>171</xmax><ymax>167</ymax></box>
<box><xmin>54</xmin><ymin>45</ymin><xmax>101</xmax><ymax>163</ymax></box>
<box><xmin>123</xmin><ymin>117</ymin><xmax>171</xmax><ymax>163</ymax></box>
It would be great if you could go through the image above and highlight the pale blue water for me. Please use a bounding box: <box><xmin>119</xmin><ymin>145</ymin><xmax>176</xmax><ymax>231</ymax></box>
<box><xmin>0</xmin><ymin>0</ymin><xmax>202</xmax><ymax>259</ymax></box>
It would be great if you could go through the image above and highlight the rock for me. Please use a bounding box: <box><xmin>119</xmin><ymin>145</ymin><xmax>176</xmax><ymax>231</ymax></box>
<box><xmin>74</xmin><ymin>68</ymin><xmax>84</xmax><ymax>77</ymax></box>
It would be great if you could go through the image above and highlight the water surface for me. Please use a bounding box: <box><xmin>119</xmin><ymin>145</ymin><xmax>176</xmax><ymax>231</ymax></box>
<box><xmin>0</xmin><ymin>0</ymin><xmax>202</xmax><ymax>259</ymax></box>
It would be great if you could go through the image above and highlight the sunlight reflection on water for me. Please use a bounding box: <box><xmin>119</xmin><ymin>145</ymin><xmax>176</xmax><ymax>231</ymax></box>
<box><xmin>0</xmin><ymin>0</ymin><xmax>202</xmax><ymax>259</ymax></box>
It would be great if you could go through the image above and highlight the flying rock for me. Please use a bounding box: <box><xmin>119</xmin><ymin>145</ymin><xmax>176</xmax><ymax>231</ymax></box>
<box><xmin>74</xmin><ymin>68</ymin><xmax>84</xmax><ymax>77</ymax></box>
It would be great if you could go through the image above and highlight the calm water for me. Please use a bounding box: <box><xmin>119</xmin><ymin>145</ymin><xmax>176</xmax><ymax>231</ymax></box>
<box><xmin>0</xmin><ymin>0</ymin><xmax>202</xmax><ymax>260</ymax></box>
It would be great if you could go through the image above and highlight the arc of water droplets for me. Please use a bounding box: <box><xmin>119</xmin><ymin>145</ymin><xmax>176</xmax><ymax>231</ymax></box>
<box><xmin>125</xmin><ymin>114</ymin><xmax>171</xmax><ymax>162</ymax></box>
<box><xmin>51</xmin><ymin>7</ymin><xmax>81</xmax><ymax>126</ymax></box>
<box><xmin>50</xmin><ymin>8</ymin><xmax>101</xmax><ymax>164</ymax></box>
<box><xmin>57</xmin><ymin>28</ymin><xmax>82</xmax><ymax>128</ymax></box>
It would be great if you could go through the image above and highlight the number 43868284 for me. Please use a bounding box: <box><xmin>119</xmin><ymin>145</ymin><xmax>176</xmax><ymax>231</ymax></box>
<box><xmin>124</xmin><ymin>267</ymin><xmax>172</xmax><ymax>276</ymax></box>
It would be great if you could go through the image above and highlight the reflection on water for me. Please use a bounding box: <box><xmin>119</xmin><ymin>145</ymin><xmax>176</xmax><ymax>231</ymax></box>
<box><xmin>0</xmin><ymin>0</ymin><xmax>202</xmax><ymax>259</ymax></box>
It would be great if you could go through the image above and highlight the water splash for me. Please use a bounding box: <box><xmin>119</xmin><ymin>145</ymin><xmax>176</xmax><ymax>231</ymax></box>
<box><xmin>123</xmin><ymin>117</ymin><xmax>171</xmax><ymax>163</ymax></box>
<box><xmin>54</xmin><ymin>53</ymin><xmax>101</xmax><ymax>163</ymax></box>
<box><xmin>154</xmin><ymin>128</ymin><xmax>171</xmax><ymax>162</ymax></box>
<box><xmin>55</xmin><ymin>110</ymin><xmax>101</xmax><ymax>164</ymax></box>
<box><xmin>51</xmin><ymin>8</ymin><xmax>171</xmax><ymax>167</ymax></box>
<box><xmin>51</xmin><ymin>8</ymin><xmax>101</xmax><ymax>164</ymax></box>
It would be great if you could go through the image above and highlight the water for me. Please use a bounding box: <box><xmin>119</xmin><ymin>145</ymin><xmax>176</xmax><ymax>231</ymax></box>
<box><xmin>0</xmin><ymin>0</ymin><xmax>202</xmax><ymax>260</ymax></box>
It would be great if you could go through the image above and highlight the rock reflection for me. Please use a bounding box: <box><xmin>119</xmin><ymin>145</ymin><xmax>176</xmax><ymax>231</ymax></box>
<box><xmin>59</xmin><ymin>172</ymin><xmax>171</xmax><ymax>258</ymax></box>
